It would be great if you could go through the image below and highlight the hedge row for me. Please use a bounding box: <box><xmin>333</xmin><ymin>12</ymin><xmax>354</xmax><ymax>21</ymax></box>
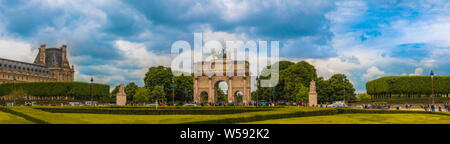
<box><xmin>35</xmin><ymin>107</ymin><xmax>274</xmax><ymax>115</ymax></box>
<box><xmin>357</xmin><ymin>97</ymin><xmax>450</xmax><ymax>104</ymax></box>
<box><xmin>0</xmin><ymin>82</ymin><xmax>110</xmax><ymax>100</ymax></box>
<box><xmin>366</xmin><ymin>76</ymin><xmax>450</xmax><ymax>98</ymax></box>
<box><xmin>336</xmin><ymin>108</ymin><xmax>450</xmax><ymax>116</ymax></box>
<box><xmin>102</xmin><ymin>106</ymin><xmax>283</xmax><ymax>109</ymax></box>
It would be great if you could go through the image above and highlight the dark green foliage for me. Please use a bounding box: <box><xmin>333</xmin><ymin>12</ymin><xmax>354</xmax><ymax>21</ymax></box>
<box><xmin>143</xmin><ymin>66</ymin><xmax>193</xmax><ymax>103</ymax></box>
<box><xmin>217</xmin><ymin>87</ymin><xmax>227</xmax><ymax>103</ymax></box>
<box><xmin>316</xmin><ymin>74</ymin><xmax>357</xmax><ymax>103</ymax></box>
<box><xmin>255</xmin><ymin>61</ymin><xmax>317</xmax><ymax>102</ymax></box>
<box><xmin>255</xmin><ymin>61</ymin><xmax>356</xmax><ymax>103</ymax></box>
<box><xmin>366</xmin><ymin>76</ymin><xmax>450</xmax><ymax>99</ymax></box>
<box><xmin>125</xmin><ymin>82</ymin><xmax>138</xmax><ymax>102</ymax></box>
<box><xmin>0</xmin><ymin>82</ymin><xmax>109</xmax><ymax>100</ymax></box>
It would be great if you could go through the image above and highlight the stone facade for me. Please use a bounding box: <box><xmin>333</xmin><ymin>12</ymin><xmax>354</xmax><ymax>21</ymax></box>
<box><xmin>116</xmin><ymin>84</ymin><xmax>127</xmax><ymax>106</ymax></box>
<box><xmin>308</xmin><ymin>80</ymin><xmax>318</xmax><ymax>106</ymax></box>
<box><xmin>0</xmin><ymin>44</ymin><xmax>75</xmax><ymax>84</ymax></box>
<box><xmin>193</xmin><ymin>57</ymin><xmax>251</xmax><ymax>104</ymax></box>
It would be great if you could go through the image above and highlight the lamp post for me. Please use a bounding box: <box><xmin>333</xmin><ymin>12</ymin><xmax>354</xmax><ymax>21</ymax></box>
<box><xmin>90</xmin><ymin>77</ymin><xmax>94</xmax><ymax>106</ymax></box>
<box><xmin>13</xmin><ymin>76</ymin><xmax>16</xmax><ymax>106</ymax></box>
<box><xmin>430</xmin><ymin>70</ymin><xmax>435</xmax><ymax>105</ymax></box>
<box><xmin>342</xmin><ymin>74</ymin><xmax>346</xmax><ymax>105</ymax></box>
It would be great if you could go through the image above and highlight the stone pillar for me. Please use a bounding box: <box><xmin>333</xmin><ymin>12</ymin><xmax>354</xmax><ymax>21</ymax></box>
<box><xmin>116</xmin><ymin>84</ymin><xmax>127</xmax><ymax>106</ymax></box>
<box><xmin>194</xmin><ymin>78</ymin><xmax>198</xmax><ymax>103</ymax></box>
<box><xmin>308</xmin><ymin>80</ymin><xmax>318</xmax><ymax>106</ymax></box>
<box><xmin>208</xmin><ymin>77</ymin><xmax>212</xmax><ymax>103</ymax></box>
<box><xmin>243</xmin><ymin>76</ymin><xmax>247</xmax><ymax>103</ymax></box>
<box><xmin>228</xmin><ymin>77</ymin><xmax>233</xmax><ymax>103</ymax></box>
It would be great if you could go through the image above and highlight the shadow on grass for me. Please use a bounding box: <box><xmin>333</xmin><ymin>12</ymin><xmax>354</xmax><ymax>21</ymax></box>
<box><xmin>186</xmin><ymin>108</ymin><xmax>450</xmax><ymax>124</ymax></box>
<box><xmin>0</xmin><ymin>107</ymin><xmax>49</xmax><ymax>124</ymax></box>
<box><xmin>184</xmin><ymin>109</ymin><xmax>340</xmax><ymax>124</ymax></box>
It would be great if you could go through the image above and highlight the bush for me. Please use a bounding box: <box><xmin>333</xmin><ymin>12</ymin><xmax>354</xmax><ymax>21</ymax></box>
<box><xmin>366</xmin><ymin>76</ymin><xmax>450</xmax><ymax>99</ymax></box>
<box><xmin>0</xmin><ymin>82</ymin><xmax>110</xmax><ymax>100</ymax></box>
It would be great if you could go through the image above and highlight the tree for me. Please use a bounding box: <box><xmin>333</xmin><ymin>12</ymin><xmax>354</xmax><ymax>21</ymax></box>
<box><xmin>134</xmin><ymin>88</ymin><xmax>150</xmax><ymax>104</ymax></box>
<box><xmin>144</xmin><ymin>66</ymin><xmax>173</xmax><ymax>97</ymax></box>
<box><xmin>143</xmin><ymin>66</ymin><xmax>193</xmax><ymax>103</ymax></box>
<box><xmin>294</xmin><ymin>84</ymin><xmax>309</xmax><ymax>102</ymax></box>
<box><xmin>316</xmin><ymin>74</ymin><xmax>356</xmax><ymax>103</ymax></box>
<box><xmin>149</xmin><ymin>85</ymin><xmax>166</xmax><ymax>103</ymax></box>
<box><xmin>257</xmin><ymin>61</ymin><xmax>295</xmax><ymax>102</ymax></box>
<box><xmin>235</xmin><ymin>92</ymin><xmax>243</xmax><ymax>103</ymax></box>
<box><xmin>174</xmin><ymin>74</ymin><xmax>193</xmax><ymax>103</ymax></box>
<box><xmin>125</xmin><ymin>82</ymin><xmax>138</xmax><ymax>102</ymax></box>
<box><xmin>357</xmin><ymin>93</ymin><xmax>371</xmax><ymax>101</ymax></box>
<box><xmin>281</xmin><ymin>61</ymin><xmax>317</xmax><ymax>102</ymax></box>
<box><xmin>110</xmin><ymin>85</ymin><xmax>120</xmax><ymax>101</ymax></box>
<box><xmin>217</xmin><ymin>87</ymin><xmax>227</xmax><ymax>102</ymax></box>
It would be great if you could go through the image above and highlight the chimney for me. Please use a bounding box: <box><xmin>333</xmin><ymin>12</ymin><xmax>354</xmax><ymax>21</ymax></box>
<box><xmin>61</xmin><ymin>45</ymin><xmax>69</xmax><ymax>67</ymax></box>
<box><xmin>39</xmin><ymin>44</ymin><xmax>46</xmax><ymax>66</ymax></box>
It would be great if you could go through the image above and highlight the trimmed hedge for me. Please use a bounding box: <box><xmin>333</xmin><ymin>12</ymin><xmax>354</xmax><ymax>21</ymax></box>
<box><xmin>35</xmin><ymin>106</ymin><xmax>275</xmax><ymax>115</ymax></box>
<box><xmin>366</xmin><ymin>76</ymin><xmax>450</xmax><ymax>99</ymax></box>
<box><xmin>0</xmin><ymin>81</ymin><xmax>110</xmax><ymax>100</ymax></box>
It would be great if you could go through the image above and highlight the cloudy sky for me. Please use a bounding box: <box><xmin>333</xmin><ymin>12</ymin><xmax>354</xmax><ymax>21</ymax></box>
<box><xmin>0</xmin><ymin>0</ymin><xmax>449</xmax><ymax>93</ymax></box>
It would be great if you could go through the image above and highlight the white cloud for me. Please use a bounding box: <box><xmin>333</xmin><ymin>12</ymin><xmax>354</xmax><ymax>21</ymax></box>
<box><xmin>0</xmin><ymin>39</ymin><xmax>36</xmax><ymax>62</ymax></box>
<box><xmin>363</xmin><ymin>66</ymin><xmax>385</xmax><ymax>79</ymax></box>
<box><xmin>409</xmin><ymin>67</ymin><xmax>424</xmax><ymax>76</ymax></box>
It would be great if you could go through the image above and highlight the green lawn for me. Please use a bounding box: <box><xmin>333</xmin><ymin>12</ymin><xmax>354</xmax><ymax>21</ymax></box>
<box><xmin>0</xmin><ymin>111</ymin><xmax>34</xmax><ymax>124</ymax></box>
<box><xmin>242</xmin><ymin>113</ymin><xmax>450</xmax><ymax>124</ymax></box>
<box><xmin>1</xmin><ymin>106</ymin><xmax>332</xmax><ymax>124</ymax></box>
<box><xmin>1</xmin><ymin>107</ymin><xmax>449</xmax><ymax>124</ymax></box>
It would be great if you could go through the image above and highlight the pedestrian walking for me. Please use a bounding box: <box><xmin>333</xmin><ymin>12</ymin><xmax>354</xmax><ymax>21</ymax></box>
<box><xmin>431</xmin><ymin>105</ymin><xmax>435</xmax><ymax>112</ymax></box>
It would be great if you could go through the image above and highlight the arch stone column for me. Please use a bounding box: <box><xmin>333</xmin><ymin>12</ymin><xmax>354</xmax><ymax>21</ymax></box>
<box><xmin>194</xmin><ymin>78</ymin><xmax>199</xmax><ymax>103</ymax></box>
<box><xmin>228</xmin><ymin>77</ymin><xmax>233</xmax><ymax>103</ymax></box>
<box><xmin>208</xmin><ymin>77</ymin><xmax>212</xmax><ymax>103</ymax></box>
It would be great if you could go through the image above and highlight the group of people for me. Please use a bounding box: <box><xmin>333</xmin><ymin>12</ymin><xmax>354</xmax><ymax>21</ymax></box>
<box><xmin>424</xmin><ymin>104</ymin><xmax>450</xmax><ymax>112</ymax></box>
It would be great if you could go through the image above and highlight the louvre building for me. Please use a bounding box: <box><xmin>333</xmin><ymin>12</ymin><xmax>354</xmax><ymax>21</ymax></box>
<box><xmin>0</xmin><ymin>44</ymin><xmax>75</xmax><ymax>84</ymax></box>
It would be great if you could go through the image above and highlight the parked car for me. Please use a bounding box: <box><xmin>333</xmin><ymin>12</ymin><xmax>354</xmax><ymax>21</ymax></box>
<box><xmin>327</xmin><ymin>104</ymin><xmax>352</xmax><ymax>108</ymax></box>
<box><xmin>146</xmin><ymin>104</ymin><xmax>159</xmax><ymax>106</ymax></box>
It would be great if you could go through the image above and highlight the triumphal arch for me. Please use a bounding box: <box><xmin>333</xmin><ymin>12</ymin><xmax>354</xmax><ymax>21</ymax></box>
<box><xmin>193</xmin><ymin>52</ymin><xmax>251</xmax><ymax>104</ymax></box>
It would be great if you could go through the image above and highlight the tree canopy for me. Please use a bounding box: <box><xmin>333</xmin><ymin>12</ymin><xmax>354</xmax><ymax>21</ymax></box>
<box><xmin>255</xmin><ymin>61</ymin><xmax>356</xmax><ymax>103</ymax></box>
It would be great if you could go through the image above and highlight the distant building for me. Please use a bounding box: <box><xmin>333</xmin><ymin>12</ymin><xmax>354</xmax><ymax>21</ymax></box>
<box><xmin>0</xmin><ymin>44</ymin><xmax>75</xmax><ymax>84</ymax></box>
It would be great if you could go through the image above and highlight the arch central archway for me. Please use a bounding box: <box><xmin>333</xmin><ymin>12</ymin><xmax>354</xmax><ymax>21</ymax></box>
<box><xmin>234</xmin><ymin>91</ymin><xmax>244</xmax><ymax>103</ymax></box>
<box><xmin>216</xmin><ymin>81</ymin><xmax>228</xmax><ymax>103</ymax></box>
<box><xmin>200</xmin><ymin>91</ymin><xmax>209</xmax><ymax>103</ymax></box>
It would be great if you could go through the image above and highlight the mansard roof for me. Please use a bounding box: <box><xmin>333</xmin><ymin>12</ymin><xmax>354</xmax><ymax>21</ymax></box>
<box><xmin>0</xmin><ymin>57</ymin><xmax>53</xmax><ymax>75</ymax></box>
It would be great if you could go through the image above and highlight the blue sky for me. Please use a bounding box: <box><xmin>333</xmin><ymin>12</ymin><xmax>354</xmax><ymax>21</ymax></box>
<box><xmin>0</xmin><ymin>0</ymin><xmax>449</xmax><ymax>93</ymax></box>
